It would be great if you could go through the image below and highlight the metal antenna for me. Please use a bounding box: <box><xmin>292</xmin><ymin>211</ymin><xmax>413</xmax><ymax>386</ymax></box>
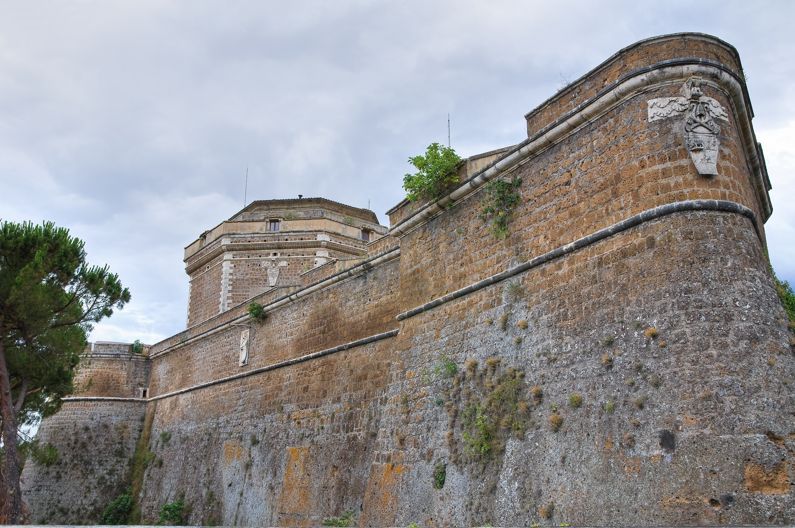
<box><xmin>243</xmin><ymin>166</ymin><xmax>249</xmax><ymax>208</ymax></box>
<box><xmin>447</xmin><ymin>113</ymin><xmax>451</xmax><ymax>147</ymax></box>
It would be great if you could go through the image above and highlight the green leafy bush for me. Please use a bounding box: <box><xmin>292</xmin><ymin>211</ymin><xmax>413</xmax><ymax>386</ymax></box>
<box><xmin>101</xmin><ymin>491</ymin><xmax>133</xmax><ymax>524</ymax></box>
<box><xmin>131</xmin><ymin>339</ymin><xmax>144</xmax><ymax>354</ymax></box>
<box><xmin>247</xmin><ymin>302</ymin><xmax>267</xmax><ymax>321</ymax></box>
<box><xmin>403</xmin><ymin>143</ymin><xmax>462</xmax><ymax>202</ymax></box>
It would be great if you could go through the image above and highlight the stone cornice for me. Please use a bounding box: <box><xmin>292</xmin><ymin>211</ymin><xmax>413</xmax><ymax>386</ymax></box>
<box><xmin>148</xmin><ymin>329</ymin><xmax>399</xmax><ymax>401</ymax></box>
<box><xmin>79</xmin><ymin>353</ymin><xmax>149</xmax><ymax>362</ymax></box>
<box><xmin>185</xmin><ymin>237</ymin><xmax>367</xmax><ymax>274</ymax></box>
<box><xmin>397</xmin><ymin>200</ymin><xmax>758</xmax><ymax>321</ymax></box>
<box><xmin>62</xmin><ymin>396</ymin><xmax>146</xmax><ymax>403</ymax></box>
<box><xmin>523</xmin><ymin>33</ymin><xmax>746</xmax><ymax>122</ymax></box>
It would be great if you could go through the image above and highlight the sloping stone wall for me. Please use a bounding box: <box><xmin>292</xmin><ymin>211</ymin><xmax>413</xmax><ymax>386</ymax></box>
<box><xmin>20</xmin><ymin>400</ymin><xmax>146</xmax><ymax>524</ymax></box>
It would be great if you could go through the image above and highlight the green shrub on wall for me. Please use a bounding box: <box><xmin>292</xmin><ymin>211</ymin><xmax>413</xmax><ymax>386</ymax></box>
<box><xmin>480</xmin><ymin>176</ymin><xmax>522</xmax><ymax>239</ymax></box>
<box><xmin>403</xmin><ymin>143</ymin><xmax>462</xmax><ymax>202</ymax></box>
<box><xmin>247</xmin><ymin>302</ymin><xmax>267</xmax><ymax>321</ymax></box>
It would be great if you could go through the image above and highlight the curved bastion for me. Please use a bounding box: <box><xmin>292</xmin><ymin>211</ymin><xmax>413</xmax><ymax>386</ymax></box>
<box><xmin>22</xmin><ymin>33</ymin><xmax>793</xmax><ymax>526</ymax></box>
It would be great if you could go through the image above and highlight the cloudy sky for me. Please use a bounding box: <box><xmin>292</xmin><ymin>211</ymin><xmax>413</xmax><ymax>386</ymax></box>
<box><xmin>1</xmin><ymin>0</ymin><xmax>793</xmax><ymax>344</ymax></box>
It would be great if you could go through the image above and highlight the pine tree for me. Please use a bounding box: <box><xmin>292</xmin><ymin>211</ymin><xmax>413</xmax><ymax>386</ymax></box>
<box><xmin>0</xmin><ymin>221</ymin><xmax>130</xmax><ymax>522</ymax></box>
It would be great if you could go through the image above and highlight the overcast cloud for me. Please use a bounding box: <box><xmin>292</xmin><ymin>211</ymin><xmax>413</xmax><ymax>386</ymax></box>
<box><xmin>1</xmin><ymin>0</ymin><xmax>793</xmax><ymax>344</ymax></box>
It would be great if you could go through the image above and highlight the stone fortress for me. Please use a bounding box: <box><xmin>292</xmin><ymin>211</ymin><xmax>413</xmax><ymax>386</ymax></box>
<box><xmin>22</xmin><ymin>34</ymin><xmax>794</xmax><ymax>526</ymax></box>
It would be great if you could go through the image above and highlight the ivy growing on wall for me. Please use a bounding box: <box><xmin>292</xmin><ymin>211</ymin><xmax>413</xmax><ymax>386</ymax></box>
<box><xmin>480</xmin><ymin>176</ymin><xmax>522</xmax><ymax>239</ymax></box>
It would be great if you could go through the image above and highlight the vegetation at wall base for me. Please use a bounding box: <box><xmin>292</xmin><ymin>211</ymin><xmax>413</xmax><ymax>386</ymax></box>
<box><xmin>0</xmin><ymin>220</ymin><xmax>130</xmax><ymax>523</ymax></box>
<box><xmin>432</xmin><ymin>461</ymin><xmax>447</xmax><ymax>490</ymax></box>
<box><xmin>100</xmin><ymin>490</ymin><xmax>134</xmax><ymax>525</ymax></box>
<box><xmin>158</xmin><ymin>499</ymin><xmax>186</xmax><ymax>525</ymax></box>
<box><xmin>402</xmin><ymin>143</ymin><xmax>462</xmax><ymax>202</ymax></box>
<box><xmin>321</xmin><ymin>510</ymin><xmax>355</xmax><ymax>527</ymax></box>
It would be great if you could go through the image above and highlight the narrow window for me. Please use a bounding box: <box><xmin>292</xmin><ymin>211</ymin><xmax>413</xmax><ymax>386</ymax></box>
<box><xmin>268</xmin><ymin>219</ymin><xmax>281</xmax><ymax>232</ymax></box>
<box><xmin>361</xmin><ymin>228</ymin><xmax>371</xmax><ymax>242</ymax></box>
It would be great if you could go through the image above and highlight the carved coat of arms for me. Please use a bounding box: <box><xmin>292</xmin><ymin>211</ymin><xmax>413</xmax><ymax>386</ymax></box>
<box><xmin>647</xmin><ymin>77</ymin><xmax>729</xmax><ymax>176</ymax></box>
<box><xmin>262</xmin><ymin>259</ymin><xmax>288</xmax><ymax>287</ymax></box>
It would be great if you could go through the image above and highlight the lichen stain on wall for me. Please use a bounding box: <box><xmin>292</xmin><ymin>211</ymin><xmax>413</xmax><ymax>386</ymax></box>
<box><xmin>360</xmin><ymin>461</ymin><xmax>406</xmax><ymax>527</ymax></box>
<box><xmin>277</xmin><ymin>446</ymin><xmax>312</xmax><ymax>527</ymax></box>
<box><xmin>744</xmin><ymin>462</ymin><xmax>790</xmax><ymax>494</ymax></box>
<box><xmin>223</xmin><ymin>440</ymin><xmax>245</xmax><ymax>464</ymax></box>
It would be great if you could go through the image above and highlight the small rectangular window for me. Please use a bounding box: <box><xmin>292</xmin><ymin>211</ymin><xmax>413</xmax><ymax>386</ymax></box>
<box><xmin>361</xmin><ymin>229</ymin><xmax>371</xmax><ymax>242</ymax></box>
<box><xmin>268</xmin><ymin>219</ymin><xmax>280</xmax><ymax>232</ymax></box>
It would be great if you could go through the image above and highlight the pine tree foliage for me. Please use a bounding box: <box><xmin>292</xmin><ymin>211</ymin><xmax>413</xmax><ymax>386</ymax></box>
<box><xmin>0</xmin><ymin>220</ymin><xmax>130</xmax><ymax>522</ymax></box>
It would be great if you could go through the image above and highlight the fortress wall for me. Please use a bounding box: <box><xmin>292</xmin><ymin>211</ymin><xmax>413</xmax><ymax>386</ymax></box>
<box><xmin>148</xmin><ymin>255</ymin><xmax>400</xmax><ymax>396</ymax></box>
<box><xmin>21</xmin><ymin>34</ymin><xmax>793</xmax><ymax>526</ymax></box>
<box><xmin>187</xmin><ymin>252</ymin><xmax>225</xmax><ymax>327</ymax></box>
<box><xmin>20</xmin><ymin>400</ymin><xmax>147</xmax><ymax>524</ymax></box>
<box><xmin>380</xmin><ymin>210</ymin><xmax>793</xmax><ymax>527</ymax></box>
<box><xmin>72</xmin><ymin>350</ymin><xmax>150</xmax><ymax>398</ymax></box>
<box><xmin>298</xmin><ymin>256</ymin><xmax>363</xmax><ymax>285</ymax></box>
<box><xmin>366</xmin><ymin>234</ymin><xmax>399</xmax><ymax>257</ymax></box>
<box><xmin>397</xmin><ymin>74</ymin><xmax>766</xmax><ymax>314</ymax></box>
<box><xmin>136</xmin><ymin>337</ymin><xmax>396</xmax><ymax>526</ymax></box>
<box><xmin>134</xmin><ymin>207</ymin><xmax>792</xmax><ymax>527</ymax></box>
<box><xmin>523</xmin><ymin>34</ymin><xmax>743</xmax><ymax>135</ymax></box>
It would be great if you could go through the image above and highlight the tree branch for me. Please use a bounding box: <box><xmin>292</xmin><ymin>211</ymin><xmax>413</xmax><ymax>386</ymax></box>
<box><xmin>12</xmin><ymin>379</ymin><xmax>27</xmax><ymax>415</ymax></box>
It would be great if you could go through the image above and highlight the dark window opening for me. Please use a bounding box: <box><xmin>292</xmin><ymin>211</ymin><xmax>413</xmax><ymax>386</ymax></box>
<box><xmin>268</xmin><ymin>219</ymin><xmax>281</xmax><ymax>232</ymax></box>
<box><xmin>361</xmin><ymin>228</ymin><xmax>372</xmax><ymax>242</ymax></box>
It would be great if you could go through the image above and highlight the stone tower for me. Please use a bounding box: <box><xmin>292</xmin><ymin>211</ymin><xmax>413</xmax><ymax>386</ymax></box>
<box><xmin>185</xmin><ymin>198</ymin><xmax>387</xmax><ymax>327</ymax></box>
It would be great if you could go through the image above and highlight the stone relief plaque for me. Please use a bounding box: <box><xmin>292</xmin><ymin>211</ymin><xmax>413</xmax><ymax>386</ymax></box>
<box><xmin>647</xmin><ymin>77</ymin><xmax>729</xmax><ymax>176</ymax></box>
<box><xmin>262</xmin><ymin>259</ymin><xmax>289</xmax><ymax>286</ymax></box>
<box><xmin>239</xmin><ymin>328</ymin><xmax>250</xmax><ymax>366</ymax></box>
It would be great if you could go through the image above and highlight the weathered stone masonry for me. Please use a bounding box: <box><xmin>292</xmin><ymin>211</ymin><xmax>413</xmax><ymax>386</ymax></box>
<box><xmin>22</xmin><ymin>33</ymin><xmax>793</xmax><ymax>526</ymax></box>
